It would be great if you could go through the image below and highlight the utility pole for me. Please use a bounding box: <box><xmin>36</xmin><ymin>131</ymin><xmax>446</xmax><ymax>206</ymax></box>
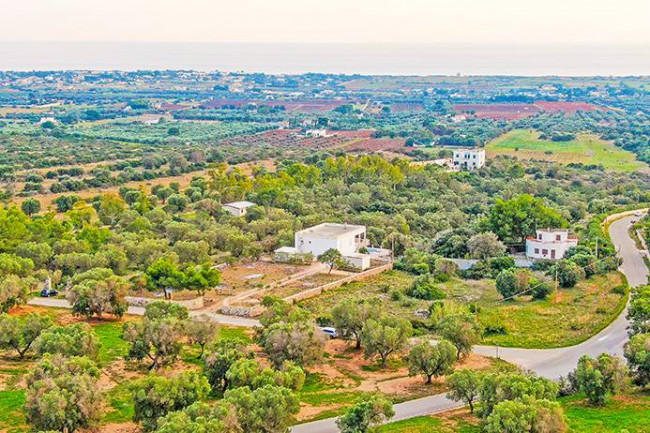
<box><xmin>595</xmin><ymin>238</ymin><xmax>599</xmax><ymax>259</ymax></box>
<box><xmin>555</xmin><ymin>268</ymin><xmax>559</xmax><ymax>292</ymax></box>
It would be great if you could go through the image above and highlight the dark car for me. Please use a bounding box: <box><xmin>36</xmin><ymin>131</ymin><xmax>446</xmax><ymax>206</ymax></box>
<box><xmin>40</xmin><ymin>289</ymin><xmax>58</xmax><ymax>297</ymax></box>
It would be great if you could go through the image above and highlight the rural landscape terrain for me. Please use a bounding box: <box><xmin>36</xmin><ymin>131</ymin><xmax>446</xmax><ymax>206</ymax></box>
<box><xmin>0</xmin><ymin>71</ymin><xmax>650</xmax><ymax>433</ymax></box>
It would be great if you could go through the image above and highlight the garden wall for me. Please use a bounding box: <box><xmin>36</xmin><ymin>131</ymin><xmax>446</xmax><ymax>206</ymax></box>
<box><xmin>125</xmin><ymin>295</ymin><xmax>205</xmax><ymax>310</ymax></box>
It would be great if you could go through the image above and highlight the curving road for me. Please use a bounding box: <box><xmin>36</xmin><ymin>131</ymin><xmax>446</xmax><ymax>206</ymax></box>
<box><xmin>292</xmin><ymin>213</ymin><xmax>648</xmax><ymax>433</ymax></box>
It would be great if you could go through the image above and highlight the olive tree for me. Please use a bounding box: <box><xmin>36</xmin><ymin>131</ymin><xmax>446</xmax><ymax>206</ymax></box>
<box><xmin>446</xmin><ymin>369</ymin><xmax>482</xmax><ymax>413</ymax></box>
<box><xmin>484</xmin><ymin>398</ymin><xmax>567</xmax><ymax>433</ymax></box>
<box><xmin>438</xmin><ymin>313</ymin><xmax>482</xmax><ymax>360</ymax></box>
<box><xmin>406</xmin><ymin>339</ymin><xmax>457</xmax><ymax>384</ymax></box>
<box><xmin>34</xmin><ymin>322</ymin><xmax>101</xmax><ymax>360</ymax></box>
<box><xmin>575</xmin><ymin>354</ymin><xmax>627</xmax><ymax>405</ymax></box>
<box><xmin>336</xmin><ymin>394</ymin><xmax>395</xmax><ymax>433</ymax></box>
<box><xmin>0</xmin><ymin>313</ymin><xmax>52</xmax><ymax>358</ymax></box>
<box><xmin>203</xmin><ymin>338</ymin><xmax>249</xmax><ymax>392</ymax></box>
<box><xmin>25</xmin><ymin>354</ymin><xmax>103</xmax><ymax>432</ymax></box>
<box><xmin>185</xmin><ymin>315</ymin><xmax>219</xmax><ymax>359</ymax></box>
<box><xmin>132</xmin><ymin>371</ymin><xmax>210</xmax><ymax>431</ymax></box>
<box><xmin>624</xmin><ymin>333</ymin><xmax>650</xmax><ymax>388</ymax></box>
<box><xmin>331</xmin><ymin>298</ymin><xmax>381</xmax><ymax>350</ymax></box>
<box><xmin>362</xmin><ymin>316</ymin><xmax>413</xmax><ymax>368</ymax></box>
<box><xmin>224</xmin><ymin>385</ymin><xmax>300</xmax><ymax>433</ymax></box>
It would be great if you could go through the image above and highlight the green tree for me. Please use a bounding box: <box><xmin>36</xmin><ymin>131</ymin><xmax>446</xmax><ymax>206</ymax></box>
<box><xmin>0</xmin><ymin>274</ymin><xmax>30</xmax><ymax>312</ymax></box>
<box><xmin>478</xmin><ymin>372</ymin><xmax>559</xmax><ymax>418</ymax></box>
<box><xmin>182</xmin><ymin>263</ymin><xmax>221</xmax><ymax>296</ymax></box>
<box><xmin>405</xmin><ymin>274</ymin><xmax>446</xmax><ymax>300</ymax></box>
<box><xmin>624</xmin><ymin>333</ymin><xmax>650</xmax><ymax>388</ymax></box>
<box><xmin>144</xmin><ymin>300</ymin><xmax>189</xmax><ymax>320</ymax></box>
<box><xmin>331</xmin><ymin>298</ymin><xmax>381</xmax><ymax>350</ymax></box>
<box><xmin>0</xmin><ymin>313</ymin><xmax>53</xmax><ymax>358</ymax></box>
<box><xmin>203</xmin><ymin>338</ymin><xmax>249</xmax><ymax>392</ymax></box>
<box><xmin>407</xmin><ymin>339</ymin><xmax>457</xmax><ymax>384</ymax></box>
<box><xmin>336</xmin><ymin>394</ymin><xmax>395</xmax><ymax>433</ymax></box>
<box><xmin>575</xmin><ymin>354</ymin><xmax>627</xmax><ymax>405</ymax></box>
<box><xmin>34</xmin><ymin>322</ymin><xmax>101</xmax><ymax>360</ymax></box>
<box><xmin>97</xmin><ymin>193</ymin><xmax>127</xmax><ymax>226</ymax></box>
<box><xmin>487</xmin><ymin>194</ymin><xmax>566</xmax><ymax>244</ymax></box>
<box><xmin>185</xmin><ymin>315</ymin><xmax>219</xmax><ymax>359</ymax></box>
<box><xmin>67</xmin><ymin>272</ymin><xmax>129</xmax><ymax>319</ymax></box>
<box><xmin>628</xmin><ymin>285</ymin><xmax>650</xmax><ymax>335</ymax></box>
<box><xmin>226</xmin><ymin>359</ymin><xmax>305</xmax><ymax>391</ymax></box>
<box><xmin>21</xmin><ymin>198</ymin><xmax>41</xmax><ymax>216</ymax></box>
<box><xmin>467</xmin><ymin>232</ymin><xmax>505</xmax><ymax>260</ymax></box>
<box><xmin>446</xmin><ymin>369</ymin><xmax>481</xmax><ymax>413</ymax></box>
<box><xmin>155</xmin><ymin>401</ymin><xmax>240</xmax><ymax>433</ymax></box>
<box><xmin>122</xmin><ymin>316</ymin><xmax>185</xmax><ymax>370</ymax></box>
<box><xmin>362</xmin><ymin>316</ymin><xmax>413</xmax><ymax>368</ymax></box>
<box><xmin>146</xmin><ymin>257</ymin><xmax>184</xmax><ymax>300</ymax></box>
<box><xmin>318</xmin><ymin>248</ymin><xmax>343</xmax><ymax>273</ymax></box>
<box><xmin>495</xmin><ymin>268</ymin><xmax>530</xmax><ymax>300</ymax></box>
<box><xmin>549</xmin><ymin>260</ymin><xmax>585</xmax><ymax>288</ymax></box>
<box><xmin>224</xmin><ymin>385</ymin><xmax>299</xmax><ymax>433</ymax></box>
<box><xmin>483</xmin><ymin>398</ymin><xmax>567</xmax><ymax>433</ymax></box>
<box><xmin>438</xmin><ymin>313</ymin><xmax>482</xmax><ymax>359</ymax></box>
<box><xmin>25</xmin><ymin>354</ymin><xmax>103</xmax><ymax>433</ymax></box>
<box><xmin>132</xmin><ymin>371</ymin><xmax>210</xmax><ymax>431</ymax></box>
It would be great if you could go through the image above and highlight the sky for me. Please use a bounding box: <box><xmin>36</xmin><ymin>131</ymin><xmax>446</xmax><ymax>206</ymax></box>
<box><xmin>3</xmin><ymin>0</ymin><xmax>650</xmax><ymax>45</ymax></box>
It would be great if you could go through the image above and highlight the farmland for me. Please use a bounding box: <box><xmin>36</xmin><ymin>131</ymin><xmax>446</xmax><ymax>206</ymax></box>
<box><xmin>486</xmin><ymin>129</ymin><xmax>645</xmax><ymax>172</ymax></box>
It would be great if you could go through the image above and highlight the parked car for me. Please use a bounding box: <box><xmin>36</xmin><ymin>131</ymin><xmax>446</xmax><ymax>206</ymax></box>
<box><xmin>319</xmin><ymin>327</ymin><xmax>338</xmax><ymax>339</ymax></box>
<box><xmin>634</xmin><ymin>211</ymin><xmax>644</xmax><ymax>217</ymax></box>
<box><xmin>40</xmin><ymin>289</ymin><xmax>58</xmax><ymax>297</ymax></box>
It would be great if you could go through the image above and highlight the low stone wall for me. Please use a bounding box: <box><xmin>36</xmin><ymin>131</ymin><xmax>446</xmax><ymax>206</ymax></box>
<box><xmin>283</xmin><ymin>262</ymin><xmax>394</xmax><ymax>303</ymax></box>
<box><xmin>220</xmin><ymin>304</ymin><xmax>264</xmax><ymax>317</ymax></box>
<box><xmin>126</xmin><ymin>295</ymin><xmax>205</xmax><ymax>310</ymax></box>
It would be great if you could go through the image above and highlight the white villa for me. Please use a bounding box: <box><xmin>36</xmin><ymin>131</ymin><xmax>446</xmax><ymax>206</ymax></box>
<box><xmin>222</xmin><ymin>201</ymin><xmax>256</xmax><ymax>217</ymax></box>
<box><xmin>275</xmin><ymin>222</ymin><xmax>371</xmax><ymax>270</ymax></box>
<box><xmin>305</xmin><ymin>129</ymin><xmax>329</xmax><ymax>138</ymax></box>
<box><xmin>452</xmin><ymin>148</ymin><xmax>486</xmax><ymax>170</ymax></box>
<box><xmin>526</xmin><ymin>229</ymin><xmax>578</xmax><ymax>260</ymax></box>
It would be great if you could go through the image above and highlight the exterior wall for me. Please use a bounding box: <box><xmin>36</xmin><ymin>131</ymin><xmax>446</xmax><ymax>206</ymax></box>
<box><xmin>453</xmin><ymin>149</ymin><xmax>486</xmax><ymax>170</ymax></box>
<box><xmin>295</xmin><ymin>233</ymin><xmax>339</xmax><ymax>256</ymax></box>
<box><xmin>525</xmin><ymin>239</ymin><xmax>578</xmax><ymax>260</ymax></box>
<box><xmin>223</xmin><ymin>206</ymin><xmax>245</xmax><ymax>217</ymax></box>
<box><xmin>343</xmin><ymin>254</ymin><xmax>371</xmax><ymax>270</ymax></box>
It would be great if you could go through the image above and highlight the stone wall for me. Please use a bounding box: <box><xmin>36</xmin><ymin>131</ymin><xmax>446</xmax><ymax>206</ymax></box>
<box><xmin>283</xmin><ymin>262</ymin><xmax>394</xmax><ymax>303</ymax></box>
<box><xmin>125</xmin><ymin>295</ymin><xmax>205</xmax><ymax>310</ymax></box>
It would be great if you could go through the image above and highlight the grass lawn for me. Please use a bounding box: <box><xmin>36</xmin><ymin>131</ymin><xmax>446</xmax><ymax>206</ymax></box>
<box><xmin>377</xmin><ymin>414</ymin><xmax>480</xmax><ymax>433</ymax></box>
<box><xmin>562</xmin><ymin>392</ymin><xmax>650</xmax><ymax>433</ymax></box>
<box><xmin>0</xmin><ymin>390</ymin><xmax>26</xmax><ymax>432</ymax></box>
<box><xmin>486</xmin><ymin>129</ymin><xmax>644</xmax><ymax>172</ymax></box>
<box><xmin>479</xmin><ymin>272</ymin><xmax>628</xmax><ymax>348</ymax></box>
<box><xmin>301</xmin><ymin>270</ymin><xmax>628</xmax><ymax>349</ymax></box>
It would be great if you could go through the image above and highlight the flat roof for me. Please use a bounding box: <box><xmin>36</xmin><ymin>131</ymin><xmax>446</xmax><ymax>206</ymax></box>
<box><xmin>223</xmin><ymin>201</ymin><xmax>256</xmax><ymax>209</ymax></box>
<box><xmin>297</xmin><ymin>223</ymin><xmax>366</xmax><ymax>238</ymax></box>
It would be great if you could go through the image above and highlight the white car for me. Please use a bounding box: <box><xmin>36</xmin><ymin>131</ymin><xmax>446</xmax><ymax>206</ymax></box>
<box><xmin>319</xmin><ymin>327</ymin><xmax>339</xmax><ymax>339</ymax></box>
<box><xmin>634</xmin><ymin>211</ymin><xmax>644</xmax><ymax>217</ymax></box>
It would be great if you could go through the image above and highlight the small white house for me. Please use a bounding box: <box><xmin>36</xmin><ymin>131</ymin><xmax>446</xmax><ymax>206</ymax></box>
<box><xmin>274</xmin><ymin>223</ymin><xmax>371</xmax><ymax>270</ymax></box>
<box><xmin>526</xmin><ymin>229</ymin><xmax>578</xmax><ymax>260</ymax></box>
<box><xmin>222</xmin><ymin>201</ymin><xmax>256</xmax><ymax>217</ymax></box>
<box><xmin>453</xmin><ymin>148</ymin><xmax>486</xmax><ymax>170</ymax></box>
<box><xmin>305</xmin><ymin>129</ymin><xmax>328</xmax><ymax>138</ymax></box>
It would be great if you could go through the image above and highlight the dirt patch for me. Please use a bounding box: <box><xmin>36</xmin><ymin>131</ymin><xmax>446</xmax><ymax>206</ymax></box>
<box><xmin>296</xmin><ymin>402</ymin><xmax>344</xmax><ymax>421</ymax></box>
<box><xmin>100</xmin><ymin>422</ymin><xmax>140</xmax><ymax>433</ymax></box>
<box><xmin>456</xmin><ymin>354</ymin><xmax>491</xmax><ymax>371</ymax></box>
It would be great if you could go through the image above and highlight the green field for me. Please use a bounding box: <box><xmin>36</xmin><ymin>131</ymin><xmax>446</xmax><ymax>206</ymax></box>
<box><xmin>378</xmin><ymin>392</ymin><xmax>650</xmax><ymax>433</ymax></box>
<box><xmin>486</xmin><ymin>129</ymin><xmax>645</xmax><ymax>172</ymax></box>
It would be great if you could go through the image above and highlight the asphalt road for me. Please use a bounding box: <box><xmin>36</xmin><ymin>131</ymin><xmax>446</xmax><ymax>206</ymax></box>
<box><xmin>27</xmin><ymin>213</ymin><xmax>647</xmax><ymax>433</ymax></box>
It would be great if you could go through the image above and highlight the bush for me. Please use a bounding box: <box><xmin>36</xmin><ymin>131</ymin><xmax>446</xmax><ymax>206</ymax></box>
<box><xmin>495</xmin><ymin>269</ymin><xmax>530</xmax><ymax>300</ymax></box>
<box><xmin>531</xmin><ymin>279</ymin><xmax>554</xmax><ymax>300</ymax></box>
<box><xmin>549</xmin><ymin>260</ymin><xmax>585</xmax><ymax>288</ymax></box>
<box><xmin>405</xmin><ymin>274</ymin><xmax>446</xmax><ymax>300</ymax></box>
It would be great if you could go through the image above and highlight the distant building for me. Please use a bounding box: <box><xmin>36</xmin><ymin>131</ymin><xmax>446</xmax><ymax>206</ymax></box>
<box><xmin>222</xmin><ymin>201</ymin><xmax>256</xmax><ymax>217</ymax></box>
<box><xmin>526</xmin><ymin>229</ymin><xmax>578</xmax><ymax>260</ymax></box>
<box><xmin>305</xmin><ymin>129</ymin><xmax>328</xmax><ymax>138</ymax></box>
<box><xmin>274</xmin><ymin>222</ymin><xmax>371</xmax><ymax>270</ymax></box>
<box><xmin>453</xmin><ymin>148</ymin><xmax>486</xmax><ymax>170</ymax></box>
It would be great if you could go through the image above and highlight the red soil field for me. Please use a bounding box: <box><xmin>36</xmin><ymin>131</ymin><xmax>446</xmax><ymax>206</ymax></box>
<box><xmin>200</xmin><ymin>99</ymin><xmax>350</xmax><ymax>113</ymax></box>
<box><xmin>454</xmin><ymin>101</ymin><xmax>607</xmax><ymax>120</ymax></box>
<box><xmin>346</xmin><ymin>138</ymin><xmax>407</xmax><ymax>152</ymax></box>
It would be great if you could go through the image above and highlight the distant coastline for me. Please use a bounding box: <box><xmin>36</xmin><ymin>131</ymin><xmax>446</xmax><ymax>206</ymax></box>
<box><xmin>1</xmin><ymin>41</ymin><xmax>649</xmax><ymax>76</ymax></box>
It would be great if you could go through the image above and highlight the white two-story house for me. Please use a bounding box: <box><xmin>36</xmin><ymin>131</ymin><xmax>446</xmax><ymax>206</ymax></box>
<box><xmin>526</xmin><ymin>229</ymin><xmax>578</xmax><ymax>260</ymax></box>
<box><xmin>453</xmin><ymin>148</ymin><xmax>486</xmax><ymax>170</ymax></box>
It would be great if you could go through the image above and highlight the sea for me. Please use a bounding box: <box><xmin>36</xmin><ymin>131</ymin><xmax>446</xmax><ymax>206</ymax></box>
<box><xmin>0</xmin><ymin>42</ymin><xmax>649</xmax><ymax>76</ymax></box>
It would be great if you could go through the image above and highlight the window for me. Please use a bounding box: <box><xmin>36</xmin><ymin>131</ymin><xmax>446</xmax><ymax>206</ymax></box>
<box><xmin>534</xmin><ymin>248</ymin><xmax>540</xmax><ymax>254</ymax></box>
<box><xmin>542</xmin><ymin>249</ymin><xmax>548</xmax><ymax>255</ymax></box>
<box><xmin>556</xmin><ymin>234</ymin><xmax>561</xmax><ymax>241</ymax></box>
<box><xmin>538</xmin><ymin>234</ymin><xmax>542</xmax><ymax>240</ymax></box>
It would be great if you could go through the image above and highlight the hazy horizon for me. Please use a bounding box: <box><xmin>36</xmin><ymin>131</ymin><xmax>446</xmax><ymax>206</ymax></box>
<box><xmin>2</xmin><ymin>41</ymin><xmax>649</xmax><ymax>76</ymax></box>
